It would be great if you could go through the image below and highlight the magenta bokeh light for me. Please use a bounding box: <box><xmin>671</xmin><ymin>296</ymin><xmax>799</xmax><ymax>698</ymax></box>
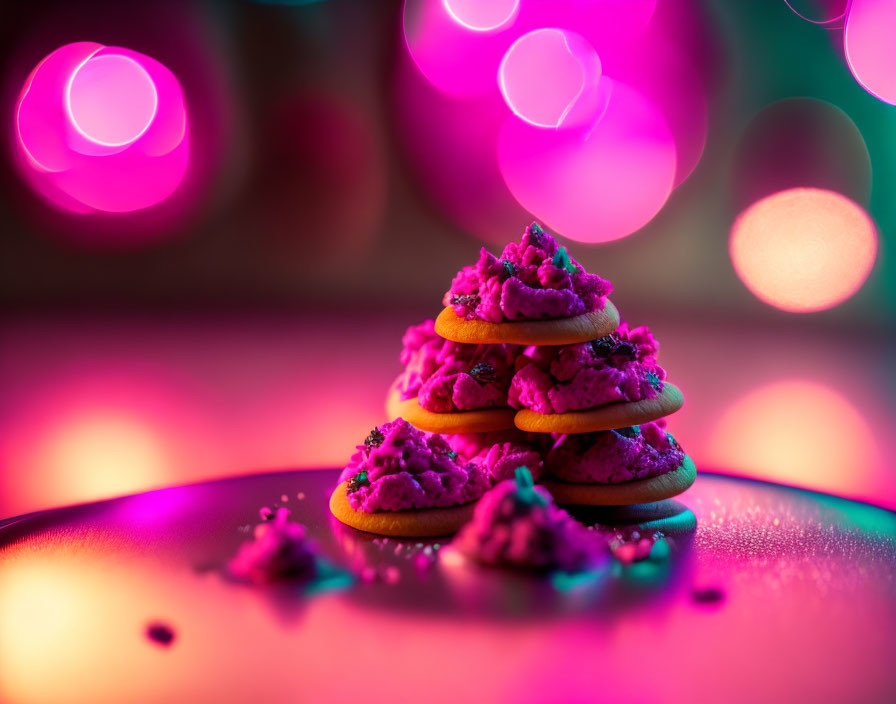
<box><xmin>400</xmin><ymin>0</ymin><xmax>707</xmax><ymax>243</ymax></box>
<box><xmin>497</xmin><ymin>81</ymin><xmax>676</xmax><ymax>243</ymax></box>
<box><xmin>15</xmin><ymin>42</ymin><xmax>189</xmax><ymax>214</ymax></box>
<box><xmin>498</xmin><ymin>28</ymin><xmax>606</xmax><ymax>129</ymax></box>
<box><xmin>442</xmin><ymin>0</ymin><xmax>520</xmax><ymax>32</ymax></box>
<box><xmin>844</xmin><ymin>0</ymin><xmax>896</xmax><ymax>106</ymax></box>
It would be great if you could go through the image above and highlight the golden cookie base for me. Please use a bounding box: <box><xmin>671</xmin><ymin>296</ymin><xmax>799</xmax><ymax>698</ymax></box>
<box><xmin>329</xmin><ymin>482</ymin><xmax>477</xmax><ymax>537</ymax></box>
<box><xmin>514</xmin><ymin>383</ymin><xmax>684</xmax><ymax>434</ymax></box>
<box><xmin>386</xmin><ymin>388</ymin><xmax>516</xmax><ymax>433</ymax></box>
<box><xmin>434</xmin><ymin>300</ymin><xmax>619</xmax><ymax>346</ymax></box>
<box><xmin>541</xmin><ymin>455</ymin><xmax>696</xmax><ymax>506</ymax></box>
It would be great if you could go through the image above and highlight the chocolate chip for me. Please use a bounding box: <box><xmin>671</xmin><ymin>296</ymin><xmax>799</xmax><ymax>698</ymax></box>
<box><xmin>590</xmin><ymin>335</ymin><xmax>617</xmax><ymax>357</ymax></box>
<box><xmin>450</xmin><ymin>294</ymin><xmax>481</xmax><ymax>310</ymax></box>
<box><xmin>614</xmin><ymin>426</ymin><xmax>641</xmax><ymax>439</ymax></box>
<box><xmin>364</xmin><ymin>428</ymin><xmax>385</xmax><ymax>447</ymax></box>
<box><xmin>347</xmin><ymin>470</ymin><xmax>370</xmax><ymax>493</ymax></box>
<box><xmin>615</xmin><ymin>341</ymin><xmax>637</xmax><ymax>360</ymax></box>
<box><xmin>528</xmin><ymin>222</ymin><xmax>544</xmax><ymax>245</ymax></box>
<box><xmin>468</xmin><ymin>362</ymin><xmax>497</xmax><ymax>383</ymax></box>
<box><xmin>500</xmin><ymin>260</ymin><xmax>517</xmax><ymax>280</ymax></box>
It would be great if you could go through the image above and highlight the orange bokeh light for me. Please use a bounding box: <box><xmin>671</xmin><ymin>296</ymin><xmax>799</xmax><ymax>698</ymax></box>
<box><xmin>729</xmin><ymin>188</ymin><xmax>877</xmax><ymax>312</ymax></box>
<box><xmin>707</xmin><ymin>380</ymin><xmax>879</xmax><ymax>497</ymax></box>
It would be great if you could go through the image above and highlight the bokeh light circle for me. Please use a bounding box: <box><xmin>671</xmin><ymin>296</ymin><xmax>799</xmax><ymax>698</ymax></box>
<box><xmin>708</xmin><ymin>380</ymin><xmax>878</xmax><ymax>496</ymax></box>
<box><xmin>499</xmin><ymin>28</ymin><xmax>602</xmax><ymax>129</ymax></box>
<box><xmin>66</xmin><ymin>54</ymin><xmax>158</xmax><ymax>147</ymax></box>
<box><xmin>844</xmin><ymin>0</ymin><xmax>896</xmax><ymax>105</ymax></box>
<box><xmin>498</xmin><ymin>80</ymin><xmax>676</xmax><ymax>243</ymax></box>
<box><xmin>730</xmin><ymin>188</ymin><xmax>877</xmax><ymax>313</ymax></box>
<box><xmin>443</xmin><ymin>0</ymin><xmax>519</xmax><ymax>32</ymax></box>
<box><xmin>15</xmin><ymin>42</ymin><xmax>189</xmax><ymax>214</ymax></box>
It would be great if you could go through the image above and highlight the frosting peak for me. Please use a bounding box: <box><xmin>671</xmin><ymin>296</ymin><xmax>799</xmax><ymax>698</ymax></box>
<box><xmin>396</xmin><ymin>319</ymin><xmax>520</xmax><ymax>412</ymax></box>
<box><xmin>445</xmin><ymin>222</ymin><xmax>612</xmax><ymax>323</ymax></box>
<box><xmin>452</xmin><ymin>467</ymin><xmax>604</xmax><ymax>572</ymax></box>
<box><xmin>545</xmin><ymin>420</ymin><xmax>685</xmax><ymax>484</ymax></box>
<box><xmin>339</xmin><ymin>419</ymin><xmax>489</xmax><ymax>512</ymax></box>
<box><xmin>508</xmin><ymin>321</ymin><xmax>666</xmax><ymax>414</ymax></box>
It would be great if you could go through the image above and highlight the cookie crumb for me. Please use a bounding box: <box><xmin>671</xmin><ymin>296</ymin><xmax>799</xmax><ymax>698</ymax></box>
<box><xmin>145</xmin><ymin>622</ymin><xmax>176</xmax><ymax>648</ymax></box>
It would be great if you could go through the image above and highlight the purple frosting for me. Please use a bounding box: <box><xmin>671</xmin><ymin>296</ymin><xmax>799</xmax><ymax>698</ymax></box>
<box><xmin>546</xmin><ymin>421</ymin><xmax>685</xmax><ymax>484</ymax></box>
<box><xmin>339</xmin><ymin>419</ymin><xmax>489</xmax><ymax>512</ymax></box>
<box><xmin>446</xmin><ymin>430</ymin><xmax>546</xmax><ymax>485</ymax></box>
<box><xmin>444</xmin><ymin>222</ymin><xmax>612</xmax><ymax>323</ymax></box>
<box><xmin>453</xmin><ymin>468</ymin><xmax>604</xmax><ymax>572</ymax></box>
<box><xmin>395</xmin><ymin>319</ymin><xmax>520</xmax><ymax>412</ymax></box>
<box><xmin>228</xmin><ymin>508</ymin><xmax>318</xmax><ymax>584</ymax></box>
<box><xmin>508</xmin><ymin>322</ymin><xmax>666</xmax><ymax>414</ymax></box>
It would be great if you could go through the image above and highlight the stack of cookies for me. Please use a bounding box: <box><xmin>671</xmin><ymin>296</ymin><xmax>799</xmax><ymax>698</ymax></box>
<box><xmin>331</xmin><ymin>222</ymin><xmax>695</xmax><ymax>538</ymax></box>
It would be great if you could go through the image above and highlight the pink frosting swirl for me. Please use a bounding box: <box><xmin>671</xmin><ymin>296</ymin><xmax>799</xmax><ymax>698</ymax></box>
<box><xmin>545</xmin><ymin>421</ymin><xmax>685</xmax><ymax>484</ymax></box>
<box><xmin>446</xmin><ymin>430</ymin><xmax>546</xmax><ymax>485</ymax></box>
<box><xmin>453</xmin><ymin>467</ymin><xmax>605</xmax><ymax>572</ymax></box>
<box><xmin>396</xmin><ymin>320</ymin><xmax>520</xmax><ymax>412</ymax></box>
<box><xmin>228</xmin><ymin>508</ymin><xmax>318</xmax><ymax>584</ymax></box>
<box><xmin>508</xmin><ymin>322</ymin><xmax>666</xmax><ymax>414</ymax></box>
<box><xmin>444</xmin><ymin>222</ymin><xmax>612</xmax><ymax>323</ymax></box>
<box><xmin>339</xmin><ymin>419</ymin><xmax>489</xmax><ymax>512</ymax></box>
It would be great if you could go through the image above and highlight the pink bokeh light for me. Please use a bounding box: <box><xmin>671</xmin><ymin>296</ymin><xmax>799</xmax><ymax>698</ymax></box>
<box><xmin>844</xmin><ymin>0</ymin><xmax>896</xmax><ymax>105</ymax></box>
<box><xmin>442</xmin><ymin>0</ymin><xmax>520</xmax><ymax>32</ymax></box>
<box><xmin>497</xmin><ymin>80</ymin><xmax>676</xmax><ymax>243</ymax></box>
<box><xmin>498</xmin><ymin>28</ymin><xmax>606</xmax><ymax>129</ymax></box>
<box><xmin>15</xmin><ymin>42</ymin><xmax>189</xmax><ymax>214</ymax></box>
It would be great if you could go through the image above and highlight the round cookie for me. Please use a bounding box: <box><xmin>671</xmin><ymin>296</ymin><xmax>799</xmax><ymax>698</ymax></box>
<box><xmin>434</xmin><ymin>300</ymin><xmax>620</xmax><ymax>346</ymax></box>
<box><xmin>564</xmin><ymin>499</ymin><xmax>697</xmax><ymax>536</ymax></box>
<box><xmin>386</xmin><ymin>387</ymin><xmax>516</xmax><ymax>433</ymax></box>
<box><xmin>540</xmin><ymin>455</ymin><xmax>696</xmax><ymax>506</ymax></box>
<box><xmin>329</xmin><ymin>482</ymin><xmax>477</xmax><ymax>537</ymax></box>
<box><xmin>514</xmin><ymin>382</ymin><xmax>683</xmax><ymax>434</ymax></box>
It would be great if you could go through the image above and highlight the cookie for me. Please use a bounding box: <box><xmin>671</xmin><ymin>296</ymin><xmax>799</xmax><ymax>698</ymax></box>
<box><xmin>540</xmin><ymin>455</ymin><xmax>696</xmax><ymax>506</ymax></box>
<box><xmin>329</xmin><ymin>482</ymin><xmax>477</xmax><ymax>537</ymax></box>
<box><xmin>434</xmin><ymin>300</ymin><xmax>620</xmax><ymax>346</ymax></box>
<box><xmin>386</xmin><ymin>387</ymin><xmax>516</xmax><ymax>433</ymax></box>
<box><xmin>564</xmin><ymin>499</ymin><xmax>697</xmax><ymax>536</ymax></box>
<box><xmin>514</xmin><ymin>382</ymin><xmax>683</xmax><ymax>434</ymax></box>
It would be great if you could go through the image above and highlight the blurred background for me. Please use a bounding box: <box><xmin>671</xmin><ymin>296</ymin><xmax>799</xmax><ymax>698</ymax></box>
<box><xmin>1</xmin><ymin>0</ymin><xmax>894</xmax><ymax>518</ymax></box>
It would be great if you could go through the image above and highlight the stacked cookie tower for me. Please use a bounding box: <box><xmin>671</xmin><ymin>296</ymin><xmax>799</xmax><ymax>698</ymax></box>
<box><xmin>387</xmin><ymin>222</ymin><xmax>695</xmax><ymax>508</ymax></box>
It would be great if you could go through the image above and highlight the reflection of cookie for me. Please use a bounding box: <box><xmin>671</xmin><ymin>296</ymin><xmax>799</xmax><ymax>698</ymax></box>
<box><xmin>565</xmin><ymin>499</ymin><xmax>697</xmax><ymax>535</ymax></box>
<box><xmin>541</xmin><ymin>456</ymin><xmax>696</xmax><ymax>506</ymax></box>
<box><xmin>329</xmin><ymin>482</ymin><xmax>477</xmax><ymax>537</ymax></box>
<box><xmin>434</xmin><ymin>300</ymin><xmax>619</xmax><ymax>346</ymax></box>
<box><xmin>386</xmin><ymin>388</ymin><xmax>516</xmax><ymax>434</ymax></box>
<box><xmin>514</xmin><ymin>383</ymin><xmax>683</xmax><ymax>434</ymax></box>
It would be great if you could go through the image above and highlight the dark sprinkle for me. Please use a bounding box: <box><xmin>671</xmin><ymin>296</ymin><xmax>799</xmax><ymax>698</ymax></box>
<box><xmin>145</xmin><ymin>622</ymin><xmax>176</xmax><ymax>647</ymax></box>
<box><xmin>347</xmin><ymin>470</ymin><xmax>370</xmax><ymax>493</ymax></box>
<box><xmin>364</xmin><ymin>428</ymin><xmax>385</xmax><ymax>447</ymax></box>
<box><xmin>468</xmin><ymin>361</ymin><xmax>497</xmax><ymax>383</ymax></box>
<box><xmin>646</xmin><ymin>371</ymin><xmax>662</xmax><ymax>391</ymax></box>
<box><xmin>614</xmin><ymin>425</ymin><xmax>641</xmax><ymax>439</ymax></box>
<box><xmin>590</xmin><ymin>335</ymin><xmax>617</xmax><ymax>357</ymax></box>
<box><xmin>447</xmin><ymin>450</ymin><xmax>458</xmax><ymax>460</ymax></box>
<box><xmin>501</xmin><ymin>259</ymin><xmax>517</xmax><ymax>280</ymax></box>
<box><xmin>691</xmin><ymin>587</ymin><xmax>725</xmax><ymax>605</ymax></box>
<box><xmin>450</xmin><ymin>294</ymin><xmax>481</xmax><ymax>309</ymax></box>
<box><xmin>615</xmin><ymin>341</ymin><xmax>637</xmax><ymax>360</ymax></box>
<box><xmin>528</xmin><ymin>222</ymin><xmax>544</xmax><ymax>245</ymax></box>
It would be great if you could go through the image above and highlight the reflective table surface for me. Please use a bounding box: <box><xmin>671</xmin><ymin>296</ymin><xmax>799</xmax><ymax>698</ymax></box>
<box><xmin>1</xmin><ymin>470</ymin><xmax>895</xmax><ymax>703</ymax></box>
